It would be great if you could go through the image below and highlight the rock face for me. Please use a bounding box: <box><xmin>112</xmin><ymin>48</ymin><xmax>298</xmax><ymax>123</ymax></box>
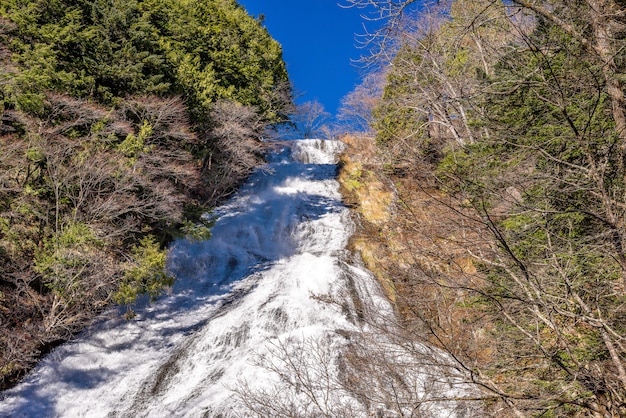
<box><xmin>338</xmin><ymin>134</ymin><xmax>492</xmax><ymax>411</ymax></box>
<box><xmin>338</xmin><ymin>135</ymin><xmax>395</xmax><ymax>297</ymax></box>
<box><xmin>339</xmin><ymin>134</ymin><xmax>479</xmax><ymax>306</ymax></box>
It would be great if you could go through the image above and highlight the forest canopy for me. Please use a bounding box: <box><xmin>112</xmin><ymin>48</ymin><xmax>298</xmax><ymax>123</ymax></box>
<box><xmin>0</xmin><ymin>0</ymin><xmax>290</xmax><ymax>120</ymax></box>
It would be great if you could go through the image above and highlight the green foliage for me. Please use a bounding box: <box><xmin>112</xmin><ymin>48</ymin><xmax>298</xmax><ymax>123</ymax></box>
<box><xmin>0</xmin><ymin>0</ymin><xmax>291</xmax><ymax>121</ymax></box>
<box><xmin>117</xmin><ymin>120</ymin><xmax>152</xmax><ymax>159</ymax></box>
<box><xmin>372</xmin><ymin>46</ymin><xmax>427</xmax><ymax>144</ymax></box>
<box><xmin>34</xmin><ymin>222</ymin><xmax>103</xmax><ymax>299</ymax></box>
<box><xmin>180</xmin><ymin>219</ymin><xmax>213</xmax><ymax>242</ymax></box>
<box><xmin>114</xmin><ymin>235</ymin><xmax>174</xmax><ymax>306</ymax></box>
<box><xmin>179</xmin><ymin>205</ymin><xmax>214</xmax><ymax>242</ymax></box>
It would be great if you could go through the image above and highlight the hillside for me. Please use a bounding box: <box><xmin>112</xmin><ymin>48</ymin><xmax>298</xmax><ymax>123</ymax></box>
<box><xmin>0</xmin><ymin>0</ymin><xmax>292</xmax><ymax>389</ymax></box>
<box><xmin>339</xmin><ymin>0</ymin><xmax>626</xmax><ymax>415</ymax></box>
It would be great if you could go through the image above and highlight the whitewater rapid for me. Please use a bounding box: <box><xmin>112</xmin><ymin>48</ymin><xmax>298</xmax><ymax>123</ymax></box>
<box><xmin>0</xmin><ymin>139</ymin><xmax>478</xmax><ymax>417</ymax></box>
<box><xmin>0</xmin><ymin>140</ymin><xmax>387</xmax><ymax>417</ymax></box>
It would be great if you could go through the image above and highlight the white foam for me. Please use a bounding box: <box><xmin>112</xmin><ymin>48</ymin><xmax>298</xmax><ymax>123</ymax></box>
<box><xmin>0</xmin><ymin>139</ymin><xmax>476</xmax><ymax>417</ymax></box>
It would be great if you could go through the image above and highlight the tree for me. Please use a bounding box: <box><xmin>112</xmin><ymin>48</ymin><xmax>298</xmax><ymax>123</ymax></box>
<box><xmin>0</xmin><ymin>0</ymin><xmax>292</xmax><ymax>123</ymax></box>
<box><xmin>337</xmin><ymin>71</ymin><xmax>386</xmax><ymax>133</ymax></box>
<box><xmin>290</xmin><ymin>99</ymin><xmax>332</xmax><ymax>139</ymax></box>
<box><xmin>344</xmin><ymin>0</ymin><xmax>626</xmax><ymax>150</ymax></box>
<box><xmin>235</xmin><ymin>304</ymin><xmax>482</xmax><ymax>417</ymax></box>
<box><xmin>340</xmin><ymin>0</ymin><xmax>426</xmax><ymax>65</ymax></box>
<box><xmin>337</xmin><ymin>0</ymin><xmax>626</xmax><ymax>415</ymax></box>
<box><xmin>371</xmin><ymin>0</ymin><xmax>513</xmax><ymax>173</ymax></box>
<box><xmin>450</xmin><ymin>16</ymin><xmax>626</xmax><ymax>411</ymax></box>
<box><xmin>507</xmin><ymin>0</ymin><xmax>626</xmax><ymax>146</ymax></box>
<box><xmin>200</xmin><ymin>99</ymin><xmax>266</xmax><ymax>204</ymax></box>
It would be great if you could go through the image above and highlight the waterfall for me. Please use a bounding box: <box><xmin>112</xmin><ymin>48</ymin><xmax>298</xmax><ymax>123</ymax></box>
<box><xmin>0</xmin><ymin>139</ymin><xmax>476</xmax><ymax>417</ymax></box>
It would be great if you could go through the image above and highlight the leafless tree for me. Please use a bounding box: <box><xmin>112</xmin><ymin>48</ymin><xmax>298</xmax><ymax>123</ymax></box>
<box><xmin>290</xmin><ymin>100</ymin><xmax>332</xmax><ymax>139</ymax></box>
<box><xmin>337</xmin><ymin>71</ymin><xmax>386</xmax><ymax>133</ymax></box>
<box><xmin>119</xmin><ymin>95</ymin><xmax>198</xmax><ymax>145</ymax></box>
<box><xmin>234</xmin><ymin>291</ymin><xmax>485</xmax><ymax>417</ymax></box>
<box><xmin>235</xmin><ymin>336</ymin><xmax>362</xmax><ymax>418</ymax></box>
<box><xmin>200</xmin><ymin>100</ymin><xmax>266</xmax><ymax>204</ymax></box>
<box><xmin>340</xmin><ymin>0</ymin><xmax>434</xmax><ymax>66</ymax></box>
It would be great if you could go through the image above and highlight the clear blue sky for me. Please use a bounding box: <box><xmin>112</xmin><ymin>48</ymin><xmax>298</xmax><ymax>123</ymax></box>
<box><xmin>237</xmin><ymin>0</ymin><xmax>373</xmax><ymax>116</ymax></box>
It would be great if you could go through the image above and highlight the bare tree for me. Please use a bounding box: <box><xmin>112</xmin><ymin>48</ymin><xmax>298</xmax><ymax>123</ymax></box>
<box><xmin>337</xmin><ymin>71</ymin><xmax>386</xmax><ymax>133</ymax></box>
<box><xmin>235</xmin><ymin>336</ymin><xmax>362</xmax><ymax>418</ymax></box>
<box><xmin>340</xmin><ymin>0</ymin><xmax>432</xmax><ymax>65</ymax></box>
<box><xmin>288</xmin><ymin>100</ymin><xmax>332</xmax><ymax>139</ymax></box>
<box><xmin>234</xmin><ymin>286</ymin><xmax>485</xmax><ymax>417</ymax></box>
<box><xmin>200</xmin><ymin>100</ymin><xmax>266</xmax><ymax>204</ymax></box>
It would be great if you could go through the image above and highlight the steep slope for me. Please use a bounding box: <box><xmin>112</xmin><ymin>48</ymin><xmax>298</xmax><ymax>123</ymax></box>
<box><xmin>0</xmin><ymin>0</ymin><xmax>292</xmax><ymax>389</ymax></box>
<box><xmin>340</xmin><ymin>0</ymin><xmax>626</xmax><ymax>414</ymax></box>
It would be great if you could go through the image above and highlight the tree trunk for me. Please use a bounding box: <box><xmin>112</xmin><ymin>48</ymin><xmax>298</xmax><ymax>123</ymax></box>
<box><xmin>588</xmin><ymin>0</ymin><xmax>626</xmax><ymax>136</ymax></box>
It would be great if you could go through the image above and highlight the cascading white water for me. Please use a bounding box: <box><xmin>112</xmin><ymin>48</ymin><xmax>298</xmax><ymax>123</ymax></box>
<box><xmin>0</xmin><ymin>139</ymin><xmax>476</xmax><ymax>417</ymax></box>
<box><xmin>0</xmin><ymin>140</ymin><xmax>366</xmax><ymax>416</ymax></box>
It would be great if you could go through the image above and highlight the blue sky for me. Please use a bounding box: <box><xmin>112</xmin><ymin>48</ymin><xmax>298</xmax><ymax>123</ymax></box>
<box><xmin>237</xmin><ymin>0</ymin><xmax>373</xmax><ymax>116</ymax></box>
